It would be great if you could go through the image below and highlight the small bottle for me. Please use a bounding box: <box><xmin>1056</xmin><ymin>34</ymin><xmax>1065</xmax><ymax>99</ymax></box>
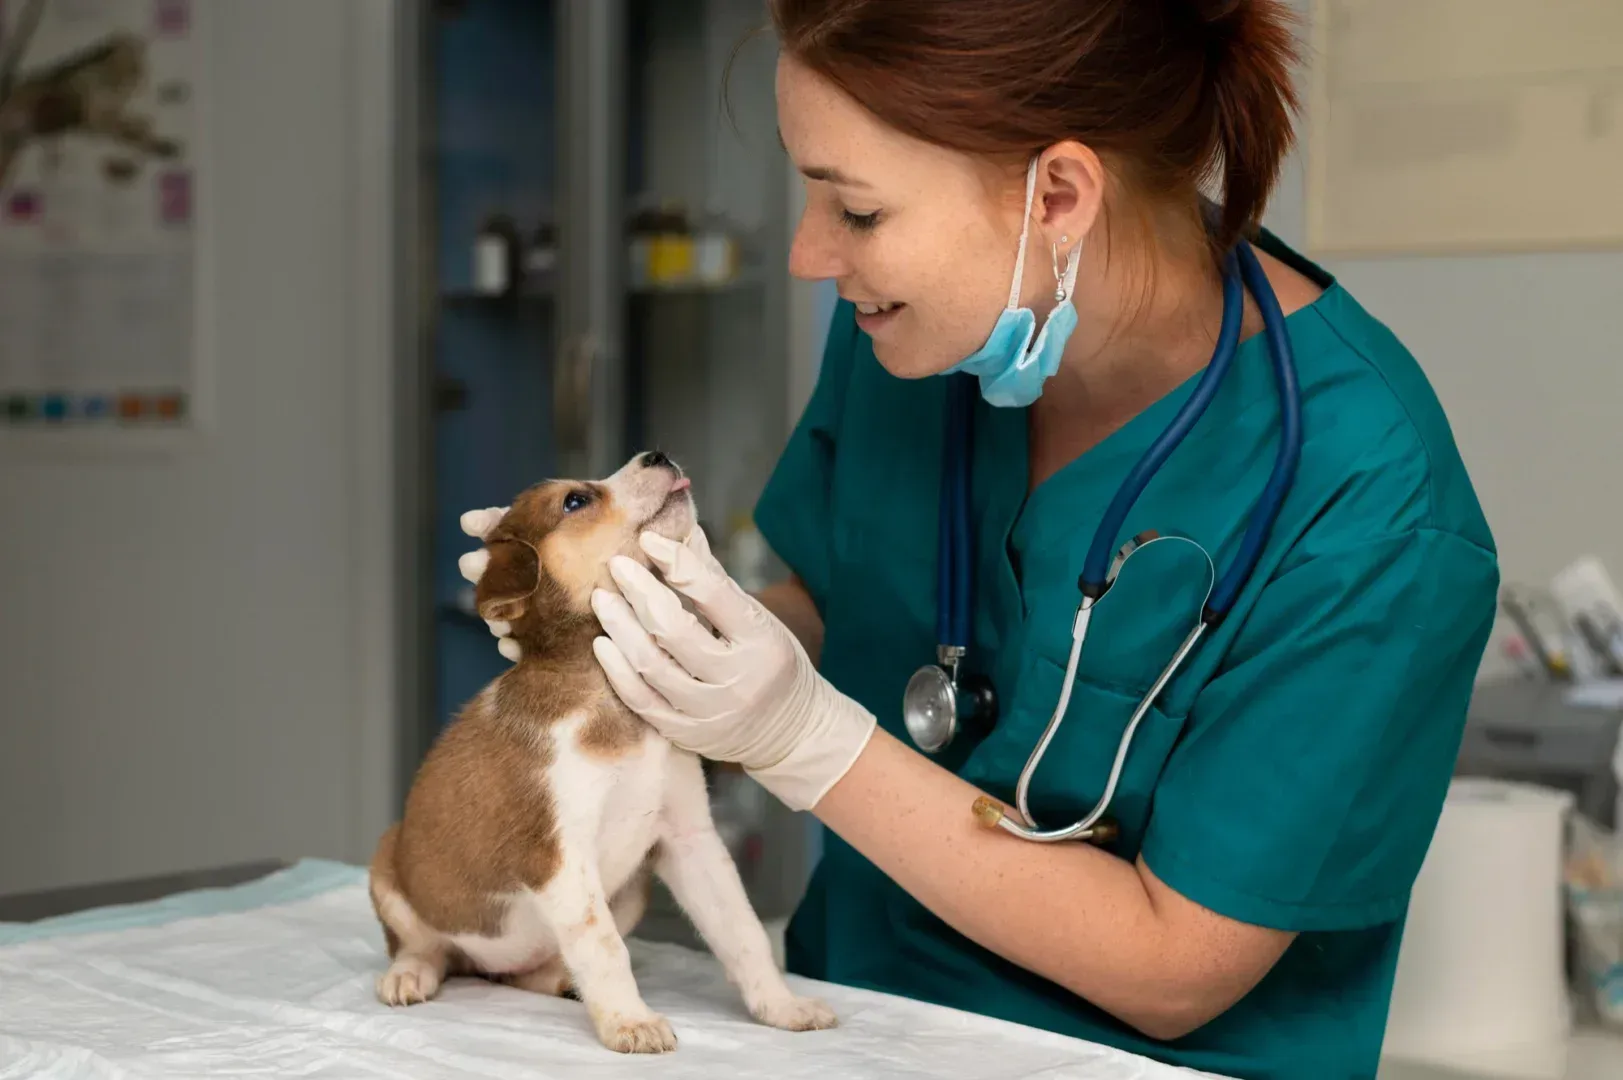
<box><xmin>473</xmin><ymin>213</ymin><xmax>520</xmax><ymax>295</ymax></box>
<box><xmin>648</xmin><ymin>200</ymin><xmax>694</xmax><ymax>286</ymax></box>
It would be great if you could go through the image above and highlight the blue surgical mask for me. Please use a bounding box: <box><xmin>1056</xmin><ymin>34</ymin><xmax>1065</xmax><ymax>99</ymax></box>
<box><xmin>942</xmin><ymin>158</ymin><xmax>1082</xmax><ymax>408</ymax></box>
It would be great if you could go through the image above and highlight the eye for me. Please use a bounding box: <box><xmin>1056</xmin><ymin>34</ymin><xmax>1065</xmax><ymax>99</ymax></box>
<box><xmin>840</xmin><ymin>208</ymin><xmax>881</xmax><ymax>233</ymax></box>
<box><xmin>561</xmin><ymin>489</ymin><xmax>592</xmax><ymax>514</ymax></box>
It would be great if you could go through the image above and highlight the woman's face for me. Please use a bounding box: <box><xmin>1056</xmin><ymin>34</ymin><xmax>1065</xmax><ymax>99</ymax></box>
<box><xmin>776</xmin><ymin>56</ymin><xmax>1041</xmax><ymax>379</ymax></box>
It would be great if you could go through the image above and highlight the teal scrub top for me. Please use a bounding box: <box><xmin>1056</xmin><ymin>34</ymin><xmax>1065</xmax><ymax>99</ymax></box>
<box><xmin>751</xmin><ymin>233</ymin><xmax>1500</xmax><ymax>1080</ymax></box>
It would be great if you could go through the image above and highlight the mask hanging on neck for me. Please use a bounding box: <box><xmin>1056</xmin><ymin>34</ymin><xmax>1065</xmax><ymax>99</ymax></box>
<box><xmin>942</xmin><ymin>157</ymin><xmax>1082</xmax><ymax>408</ymax></box>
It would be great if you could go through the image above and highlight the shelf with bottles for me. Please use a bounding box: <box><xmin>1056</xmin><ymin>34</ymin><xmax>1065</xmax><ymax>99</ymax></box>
<box><xmin>442</xmin><ymin>199</ymin><xmax>764</xmax><ymax>306</ymax></box>
<box><xmin>625</xmin><ymin>197</ymin><xmax>764</xmax><ymax>294</ymax></box>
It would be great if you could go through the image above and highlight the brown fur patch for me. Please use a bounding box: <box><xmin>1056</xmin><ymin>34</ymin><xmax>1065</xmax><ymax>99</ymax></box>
<box><xmin>389</xmin><ymin>687</ymin><xmax>562</xmax><ymax>937</ymax></box>
<box><xmin>578</xmin><ymin>689</ymin><xmax>650</xmax><ymax>759</ymax></box>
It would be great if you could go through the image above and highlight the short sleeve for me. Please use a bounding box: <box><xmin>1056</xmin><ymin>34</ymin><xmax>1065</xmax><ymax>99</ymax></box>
<box><xmin>752</xmin><ymin>300</ymin><xmax>861</xmax><ymax>614</ymax></box>
<box><xmin>1140</xmin><ymin>528</ymin><xmax>1500</xmax><ymax>932</ymax></box>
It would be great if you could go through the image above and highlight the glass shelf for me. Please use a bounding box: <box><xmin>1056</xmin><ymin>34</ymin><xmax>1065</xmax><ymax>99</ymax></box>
<box><xmin>440</xmin><ymin>268</ymin><xmax>764</xmax><ymax>306</ymax></box>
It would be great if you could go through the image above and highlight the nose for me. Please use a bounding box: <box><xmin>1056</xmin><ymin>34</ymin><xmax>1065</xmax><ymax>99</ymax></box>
<box><xmin>788</xmin><ymin>205</ymin><xmax>846</xmax><ymax>282</ymax></box>
<box><xmin>639</xmin><ymin>450</ymin><xmax>672</xmax><ymax>470</ymax></box>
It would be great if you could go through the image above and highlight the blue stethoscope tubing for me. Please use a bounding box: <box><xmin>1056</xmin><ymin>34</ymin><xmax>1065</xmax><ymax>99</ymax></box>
<box><xmin>932</xmin><ymin>237</ymin><xmax>1304</xmax><ymax>843</ymax></box>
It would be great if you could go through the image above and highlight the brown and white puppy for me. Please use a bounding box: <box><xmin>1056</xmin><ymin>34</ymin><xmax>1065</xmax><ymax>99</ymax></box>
<box><xmin>367</xmin><ymin>451</ymin><xmax>836</xmax><ymax>1054</ymax></box>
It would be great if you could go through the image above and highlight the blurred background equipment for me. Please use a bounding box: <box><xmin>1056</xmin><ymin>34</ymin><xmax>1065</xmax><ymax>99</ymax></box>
<box><xmin>1393</xmin><ymin>553</ymin><xmax>1623</xmax><ymax>1076</ymax></box>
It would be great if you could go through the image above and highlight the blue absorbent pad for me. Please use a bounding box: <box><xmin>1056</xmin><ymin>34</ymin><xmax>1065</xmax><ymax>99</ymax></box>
<box><xmin>0</xmin><ymin>858</ymin><xmax>365</xmax><ymax>946</ymax></box>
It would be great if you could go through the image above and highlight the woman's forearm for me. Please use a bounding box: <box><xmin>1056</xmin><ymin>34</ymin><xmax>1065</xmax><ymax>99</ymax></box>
<box><xmin>812</xmin><ymin>727</ymin><xmax>1294</xmax><ymax>1040</ymax></box>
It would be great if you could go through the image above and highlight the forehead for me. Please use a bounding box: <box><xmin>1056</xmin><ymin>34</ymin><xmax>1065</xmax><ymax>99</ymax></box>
<box><xmin>775</xmin><ymin>55</ymin><xmax>999</xmax><ymax>202</ymax></box>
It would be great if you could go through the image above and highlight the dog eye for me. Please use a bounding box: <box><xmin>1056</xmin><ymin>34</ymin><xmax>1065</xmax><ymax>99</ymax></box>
<box><xmin>562</xmin><ymin>490</ymin><xmax>592</xmax><ymax>514</ymax></box>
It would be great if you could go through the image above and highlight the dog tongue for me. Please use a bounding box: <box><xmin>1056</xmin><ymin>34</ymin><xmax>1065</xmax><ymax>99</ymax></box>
<box><xmin>671</xmin><ymin>476</ymin><xmax>692</xmax><ymax>492</ymax></box>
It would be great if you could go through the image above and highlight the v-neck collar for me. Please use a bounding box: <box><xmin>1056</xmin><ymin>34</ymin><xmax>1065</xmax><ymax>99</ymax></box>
<box><xmin>972</xmin><ymin>227</ymin><xmax>1340</xmax><ymax>631</ymax></box>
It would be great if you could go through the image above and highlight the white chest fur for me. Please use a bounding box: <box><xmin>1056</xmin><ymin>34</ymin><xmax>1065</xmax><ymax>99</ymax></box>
<box><xmin>449</xmin><ymin>710</ymin><xmax>673</xmax><ymax>975</ymax></box>
<box><xmin>553</xmin><ymin>712</ymin><xmax>672</xmax><ymax>898</ymax></box>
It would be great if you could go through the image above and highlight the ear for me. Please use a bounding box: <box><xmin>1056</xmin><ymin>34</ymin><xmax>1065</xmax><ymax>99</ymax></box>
<box><xmin>474</xmin><ymin>539</ymin><xmax>540</xmax><ymax>623</ymax></box>
<box><xmin>1034</xmin><ymin>140</ymin><xmax>1106</xmax><ymax>249</ymax></box>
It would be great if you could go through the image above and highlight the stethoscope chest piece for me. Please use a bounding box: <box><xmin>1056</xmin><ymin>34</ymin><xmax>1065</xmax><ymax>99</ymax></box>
<box><xmin>904</xmin><ymin>647</ymin><xmax>996</xmax><ymax>754</ymax></box>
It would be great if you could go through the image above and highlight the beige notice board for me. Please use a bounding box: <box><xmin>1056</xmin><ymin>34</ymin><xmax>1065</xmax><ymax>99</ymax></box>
<box><xmin>1305</xmin><ymin>0</ymin><xmax>1623</xmax><ymax>256</ymax></box>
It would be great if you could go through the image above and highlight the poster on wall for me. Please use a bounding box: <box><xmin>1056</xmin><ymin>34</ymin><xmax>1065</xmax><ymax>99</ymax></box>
<box><xmin>1305</xmin><ymin>0</ymin><xmax>1623</xmax><ymax>256</ymax></box>
<box><xmin>0</xmin><ymin>0</ymin><xmax>202</xmax><ymax>440</ymax></box>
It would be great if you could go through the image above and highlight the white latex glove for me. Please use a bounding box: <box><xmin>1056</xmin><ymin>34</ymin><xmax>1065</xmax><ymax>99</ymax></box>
<box><xmin>457</xmin><ymin>505</ymin><xmax>523</xmax><ymax>662</ymax></box>
<box><xmin>590</xmin><ymin>527</ymin><xmax>876</xmax><ymax>813</ymax></box>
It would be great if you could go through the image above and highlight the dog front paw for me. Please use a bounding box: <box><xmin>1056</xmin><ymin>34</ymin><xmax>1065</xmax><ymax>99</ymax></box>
<box><xmin>591</xmin><ymin>1008</ymin><xmax>678</xmax><ymax>1053</ymax></box>
<box><xmin>376</xmin><ymin>955</ymin><xmax>443</xmax><ymax>1006</ymax></box>
<box><xmin>751</xmin><ymin>993</ymin><xmax>838</xmax><ymax>1032</ymax></box>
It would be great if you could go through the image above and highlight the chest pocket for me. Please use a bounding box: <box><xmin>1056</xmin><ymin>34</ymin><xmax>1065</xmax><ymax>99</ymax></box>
<box><xmin>963</xmin><ymin>537</ymin><xmax>1215</xmax><ymax>855</ymax></box>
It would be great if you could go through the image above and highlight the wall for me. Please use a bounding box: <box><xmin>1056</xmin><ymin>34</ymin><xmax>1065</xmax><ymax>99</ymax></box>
<box><xmin>0</xmin><ymin>0</ymin><xmax>404</xmax><ymax>894</ymax></box>
<box><xmin>1270</xmin><ymin>0</ymin><xmax>1623</xmax><ymax>680</ymax></box>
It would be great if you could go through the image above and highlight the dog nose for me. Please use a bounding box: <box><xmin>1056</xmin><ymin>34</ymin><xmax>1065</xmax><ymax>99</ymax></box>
<box><xmin>639</xmin><ymin>451</ymin><xmax>672</xmax><ymax>470</ymax></box>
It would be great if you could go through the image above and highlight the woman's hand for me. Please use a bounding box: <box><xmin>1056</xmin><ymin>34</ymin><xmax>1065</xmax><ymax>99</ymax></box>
<box><xmin>589</xmin><ymin>527</ymin><xmax>875</xmax><ymax>812</ymax></box>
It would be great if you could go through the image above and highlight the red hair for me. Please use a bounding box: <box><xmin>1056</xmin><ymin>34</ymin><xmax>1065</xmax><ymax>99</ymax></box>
<box><xmin>768</xmin><ymin>0</ymin><xmax>1303</xmax><ymax>257</ymax></box>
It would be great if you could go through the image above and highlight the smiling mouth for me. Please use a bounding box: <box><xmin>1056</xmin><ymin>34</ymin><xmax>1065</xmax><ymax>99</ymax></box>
<box><xmin>854</xmin><ymin>301</ymin><xmax>903</xmax><ymax>315</ymax></box>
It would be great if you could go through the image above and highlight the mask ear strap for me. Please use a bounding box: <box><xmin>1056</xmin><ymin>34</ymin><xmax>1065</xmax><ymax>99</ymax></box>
<box><xmin>1008</xmin><ymin>157</ymin><xmax>1040</xmax><ymax>310</ymax></box>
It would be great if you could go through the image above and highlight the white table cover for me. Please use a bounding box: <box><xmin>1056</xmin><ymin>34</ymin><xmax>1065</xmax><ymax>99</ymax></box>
<box><xmin>0</xmin><ymin>860</ymin><xmax>1226</xmax><ymax>1079</ymax></box>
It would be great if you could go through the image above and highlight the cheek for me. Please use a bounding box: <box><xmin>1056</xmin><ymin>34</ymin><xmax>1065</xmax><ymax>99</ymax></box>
<box><xmin>870</xmin><ymin>230</ymin><xmax>1015</xmax><ymax>378</ymax></box>
<box><xmin>541</xmin><ymin>513</ymin><xmax>641</xmax><ymax>610</ymax></box>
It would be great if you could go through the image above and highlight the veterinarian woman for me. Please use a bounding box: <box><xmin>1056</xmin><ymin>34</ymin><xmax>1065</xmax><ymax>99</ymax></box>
<box><xmin>467</xmin><ymin>2</ymin><xmax>1499</xmax><ymax>1076</ymax></box>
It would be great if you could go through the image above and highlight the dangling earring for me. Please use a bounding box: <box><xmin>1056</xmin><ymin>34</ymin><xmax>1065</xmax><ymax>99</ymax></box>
<box><xmin>1051</xmin><ymin>235</ymin><xmax>1070</xmax><ymax>302</ymax></box>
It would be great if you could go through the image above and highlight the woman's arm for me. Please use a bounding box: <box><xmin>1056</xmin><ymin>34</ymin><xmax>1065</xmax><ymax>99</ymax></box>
<box><xmin>813</xmin><ymin>726</ymin><xmax>1295</xmax><ymax>1040</ymax></box>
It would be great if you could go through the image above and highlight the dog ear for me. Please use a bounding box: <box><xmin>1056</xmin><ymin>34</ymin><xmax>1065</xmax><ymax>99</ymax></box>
<box><xmin>475</xmin><ymin>539</ymin><xmax>540</xmax><ymax>622</ymax></box>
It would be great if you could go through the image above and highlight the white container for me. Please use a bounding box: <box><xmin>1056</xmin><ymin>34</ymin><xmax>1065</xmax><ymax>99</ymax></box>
<box><xmin>1383</xmin><ymin>777</ymin><xmax>1575</xmax><ymax>1077</ymax></box>
<box><xmin>474</xmin><ymin>234</ymin><xmax>508</xmax><ymax>294</ymax></box>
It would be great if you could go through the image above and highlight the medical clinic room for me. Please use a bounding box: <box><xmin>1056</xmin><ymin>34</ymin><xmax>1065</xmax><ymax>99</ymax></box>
<box><xmin>3</xmin><ymin>0</ymin><xmax>1623</xmax><ymax>1077</ymax></box>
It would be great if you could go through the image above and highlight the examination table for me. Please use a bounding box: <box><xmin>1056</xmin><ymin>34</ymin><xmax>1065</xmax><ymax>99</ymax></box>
<box><xmin>0</xmin><ymin>859</ymin><xmax>1228</xmax><ymax>1078</ymax></box>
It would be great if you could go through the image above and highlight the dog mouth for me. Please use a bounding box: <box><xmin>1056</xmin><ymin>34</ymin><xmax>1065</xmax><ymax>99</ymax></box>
<box><xmin>641</xmin><ymin>475</ymin><xmax>694</xmax><ymax>532</ymax></box>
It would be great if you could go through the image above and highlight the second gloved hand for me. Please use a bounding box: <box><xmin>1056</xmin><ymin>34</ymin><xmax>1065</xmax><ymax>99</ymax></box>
<box><xmin>590</xmin><ymin>527</ymin><xmax>875</xmax><ymax>812</ymax></box>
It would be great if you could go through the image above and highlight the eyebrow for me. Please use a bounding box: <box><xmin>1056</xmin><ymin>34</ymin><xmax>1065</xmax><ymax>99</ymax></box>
<box><xmin>799</xmin><ymin>164</ymin><xmax>870</xmax><ymax>188</ymax></box>
<box><xmin>777</xmin><ymin>127</ymin><xmax>871</xmax><ymax>189</ymax></box>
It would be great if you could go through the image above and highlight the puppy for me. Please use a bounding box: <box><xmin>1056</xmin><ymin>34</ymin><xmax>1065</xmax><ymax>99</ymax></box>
<box><xmin>367</xmin><ymin>451</ymin><xmax>836</xmax><ymax>1053</ymax></box>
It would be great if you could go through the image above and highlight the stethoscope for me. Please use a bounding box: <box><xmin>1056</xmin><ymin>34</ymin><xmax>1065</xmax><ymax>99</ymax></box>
<box><xmin>901</xmin><ymin>238</ymin><xmax>1303</xmax><ymax>844</ymax></box>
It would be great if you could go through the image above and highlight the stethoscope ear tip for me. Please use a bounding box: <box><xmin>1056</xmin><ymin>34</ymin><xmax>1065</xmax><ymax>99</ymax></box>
<box><xmin>971</xmin><ymin>796</ymin><xmax>1006</xmax><ymax>829</ymax></box>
